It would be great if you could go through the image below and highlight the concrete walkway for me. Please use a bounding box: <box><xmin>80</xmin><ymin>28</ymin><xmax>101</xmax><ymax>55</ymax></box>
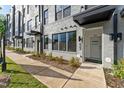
<box><xmin>6</xmin><ymin>50</ymin><xmax>106</xmax><ymax>88</ymax></box>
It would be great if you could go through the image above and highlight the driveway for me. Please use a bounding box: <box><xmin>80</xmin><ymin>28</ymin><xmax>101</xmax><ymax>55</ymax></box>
<box><xmin>6</xmin><ymin>50</ymin><xmax>106</xmax><ymax>88</ymax></box>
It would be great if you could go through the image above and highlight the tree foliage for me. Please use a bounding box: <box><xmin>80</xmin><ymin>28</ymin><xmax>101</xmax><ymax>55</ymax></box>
<box><xmin>0</xmin><ymin>15</ymin><xmax>6</xmax><ymax>38</ymax></box>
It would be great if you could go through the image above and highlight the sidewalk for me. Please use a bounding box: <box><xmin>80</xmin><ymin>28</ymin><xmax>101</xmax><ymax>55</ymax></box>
<box><xmin>6</xmin><ymin>50</ymin><xmax>106</xmax><ymax>88</ymax></box>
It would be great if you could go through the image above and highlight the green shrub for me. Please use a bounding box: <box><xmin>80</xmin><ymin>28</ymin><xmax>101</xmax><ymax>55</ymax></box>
<box><xmin>69</xmin><ymin>57</ymin><xmax>80</xmax><ymax>67</ymax></box>
<box><xmin>6</xmin><ymin>46</ymin><xmax>15</xmax><ymax>50</ymax></box>
<box><xmin>112</xmin><ymin>59</ymin><xmax>124</xmax><ymax>79</ymax></box>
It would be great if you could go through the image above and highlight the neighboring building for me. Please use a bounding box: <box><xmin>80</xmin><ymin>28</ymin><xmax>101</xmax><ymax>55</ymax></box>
<box><xmin>6</xmin><ymin>5</ymin><xmax>124</xmax><ymax>68</ymax></box>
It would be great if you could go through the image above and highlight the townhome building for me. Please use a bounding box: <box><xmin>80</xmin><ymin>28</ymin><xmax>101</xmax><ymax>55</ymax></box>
<box><xmin>6</xmin><ymin>5</ymin><xmax>124</xmax><ymax>68</ymax></box>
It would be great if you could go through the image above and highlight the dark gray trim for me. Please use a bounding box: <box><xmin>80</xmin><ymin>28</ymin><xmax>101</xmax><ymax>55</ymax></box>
<box><xmin>113</xmin><ymin>13</ymin><xmax>118</xmax><ymax>65</ymax></box>
<box><xmin>73</xmin><ymin>5</ymin><xmax>116</xmax><ymax>25</ymax></box>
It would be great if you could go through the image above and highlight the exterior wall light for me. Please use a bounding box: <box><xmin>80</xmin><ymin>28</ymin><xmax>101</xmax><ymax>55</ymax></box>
<box><xmin>78</xmin><ymin>36</ymin><xmax>82</xmax><ymax>42</ymax></box>
<box><xmin>117</xmin><ymin>33</ymin><xmax>122</xmax><ymax>41</ymax></box>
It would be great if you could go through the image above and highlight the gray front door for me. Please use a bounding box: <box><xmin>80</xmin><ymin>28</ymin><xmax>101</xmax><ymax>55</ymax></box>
<box><xmin>90</xmin><ymin>36</ymin><xmax>101</xmax><ymax>60</ymax></box>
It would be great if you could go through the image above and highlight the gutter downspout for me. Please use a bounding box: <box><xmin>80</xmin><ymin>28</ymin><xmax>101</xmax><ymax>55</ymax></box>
<box><xmin>113</xmin><ymin>12</ymin><xmax>118</xmax><ymax>65</ymax></box>
<box><xmin>12</xmin><ymin>5</ymin><xmax>15</xmax><ymax>48</ymax></box>
<box><xmin>22</xmin><ymin>6</ymin><xmax>24</xmax><ymax>51</ymax></box>
<box><xmin>39</xmin><ymin>5</ymin><xmax>44</xmax><ymax>53</ymax></box>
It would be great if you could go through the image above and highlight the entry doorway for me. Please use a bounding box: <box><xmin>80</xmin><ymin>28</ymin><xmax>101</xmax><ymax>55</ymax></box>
<box><xmin>84</xmin><ymin>27</ymin><xmax>102</xmax><ymax>64</ymax></box>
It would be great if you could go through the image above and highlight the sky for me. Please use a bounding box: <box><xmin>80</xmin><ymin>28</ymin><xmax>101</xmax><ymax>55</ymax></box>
<box><xmin>0</xmin><ymin>5</ymin><xmax>11</xmax><ymax>16</ymax></box>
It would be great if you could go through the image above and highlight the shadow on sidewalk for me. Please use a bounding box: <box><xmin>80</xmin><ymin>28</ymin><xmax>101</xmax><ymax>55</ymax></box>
<box><xmin>19</xmin><ymin>64</ymin><xmax>82</xmax><ymax>81</ymax></box>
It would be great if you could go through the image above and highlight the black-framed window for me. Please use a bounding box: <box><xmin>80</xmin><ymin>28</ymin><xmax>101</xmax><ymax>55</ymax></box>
<box><xmin>67</xmin><ymin>31</ymin><xmax>76</xmax><ymax>52</ymax></box>
<box><xmin>63</xmin><ymin>6</ymin><xmax>71</xmax><ymax>18</ymax></box>
<box><xmin>35</xmin><ymin>15</ymin><xmax>39</xmax><ymax>28</ymax></box>
<box><xmin>52</xmin><ymin>34</ymin><xmax>58</xmax><ymax>50</ymax></box>
<box><xmin>55</xmin><ymin>5</ymin><xmax>71</xmax><ymax>21</ymax></box>
<box><xmin>23</xmin><ymin>8</ymin><xmax>25</xmax><ymax>17</ymax></box>
<box><xmin>55</xmin><ymin>5</ymin><xmax>62</xmax><ymax>20</ymax></box>
<box><xmin>27</xmin><ymin>5</ymin><xmax>29</xmax><ymax>14</ymax></box>
<box><xmin>27</xmin><ymin>19</ymin><xmax>32</xmax><ymax>31</ymax></box>
<box><xmin>59</xmin><ymin>33</ymin><xmax>66</xmax><ymax>51</ymax></box>
<box><xmin>44</xmin><ymin>35</ymin><xmax>48</xmax><ymax>49</ymax></box>
<box><xmin>44</xmin><ymin>9</ymin><xmax>48</xmax><ymax>25</ymax></box>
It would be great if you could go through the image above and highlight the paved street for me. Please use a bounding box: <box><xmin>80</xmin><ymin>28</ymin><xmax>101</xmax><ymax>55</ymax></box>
<box><xmin>6</xmin><ymin>50</ymin><xmax>106</xmax><ymax>88</ymax></box>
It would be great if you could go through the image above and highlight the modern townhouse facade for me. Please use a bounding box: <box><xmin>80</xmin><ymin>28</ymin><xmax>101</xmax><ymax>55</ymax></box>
<box><xmin>6</xmin><ymin>5</ymin><xmax>124</xmax><ymax>68</ymax></box>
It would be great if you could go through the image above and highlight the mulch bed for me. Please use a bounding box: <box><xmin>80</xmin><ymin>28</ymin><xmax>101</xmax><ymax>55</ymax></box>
<box><xmin>28</xmin><ymin>55</ymin><xmax>79</xmax><ymax>73</ymax></box>
<box><xmin>104</xmin><ymin>68</ymin><xmax>124</xmax><ymax>88</ymax></box>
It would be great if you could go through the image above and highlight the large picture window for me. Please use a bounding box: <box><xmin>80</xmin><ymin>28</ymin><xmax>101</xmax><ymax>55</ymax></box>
<box><xmin>52</xmin><ymin>31</ymin><xmax>76</xmax><ymax>52</ymax></box>
<box><xmin>52</xmin><ymin>34</ymin><xmax>58</xmax><ymax>50</ymax></box>
<box><xmin>67</xmin><ymin>31</ymin><xmax>76</xmax><ymax>52</ymax></box>
<box><xmin>44</xmin><ymin>35</ymin><xmax>48</xmax><ymax>49</ymax></box>
<box><xmin>59</xmin><ymin>33</ymin><xmax>66</xmax><ymax>51</ymax></box>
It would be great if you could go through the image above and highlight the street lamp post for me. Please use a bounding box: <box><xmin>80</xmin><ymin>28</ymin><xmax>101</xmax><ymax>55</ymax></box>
<box><xmin>1</xmin><ymin>19</ymin><xmax>6</xmax><ymax>72</ymax></box>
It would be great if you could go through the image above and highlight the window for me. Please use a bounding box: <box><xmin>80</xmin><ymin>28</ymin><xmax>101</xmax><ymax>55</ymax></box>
<box><xmin>27</xmin><ymin>19</ymin><xmax>32</xmax><ymax>31</ymax></box>
<box><xmin>35</xmin><ymin>15</ymin><xmax>39</xmax><ymax>28</ymax></box>
<box><xmin>55</xmin><ymin>5</ymin><xmax>71</xmax><ymax>21</ymax></box>
<box><xmin>23</xmin><ymin>8</ymin><xmax>25</xmax><ymax>17</ymax></box>
<box><xmin>59</xmin><ymin>33</ymin><xmax>66</xmax><ymax>51</ymax></box>
<box><xmin>67</xmin><ymin>31</ymin><xmax>76</xmax><ymax>52</ymax></box>
<box><xmin>55</xmin><ymin>5</ymin><xmax>62</xmax><ymax>20</ymax></box>
<box><xmin>26</xmin><ymin>38</ymin><xmax>33</xmax><ymax>48</ymax></box>
<box><xmin>27</xmin><ymin>5</ymin><xmax>29</xmax><ymax>14</ymax></box>
<box><xmin>63</xmin><ymin>6</ymin><xmax>71</xmax><ymax>17</ymax></box>
<box><xmin>44</xmin><ymin>9</ymin><xmax>48</xmax><ymax>25</ymax></box>
<box><xmin>44</xmin><ymin>35</ymin><xmax>48</xmax><ymax>49</ymax></box>
<box><xmin>52</xmin><ymin>34</ymin><xmax>58</xmax><ymax>50</ymax></box>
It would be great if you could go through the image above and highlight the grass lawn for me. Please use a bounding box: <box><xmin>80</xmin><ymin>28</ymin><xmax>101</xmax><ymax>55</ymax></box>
<box><xmin>0</xmin><ymin>57</ymin><xmax>47</xmax><ymax>88</ymax></box>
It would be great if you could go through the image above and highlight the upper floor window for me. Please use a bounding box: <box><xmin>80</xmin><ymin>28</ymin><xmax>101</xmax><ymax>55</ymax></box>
<box><xmin>63</xmin><ymin>5</ymin><xmax>71</xmax><ymax>18</ymax></box>
<box><xmin>23</xmin><ymin>8</ymin><xmax>25</xmax><ymax>17</ymax></box>
<box><xmin>44</xmin><ymin>9</ymin><xmax>48</xmax><ymax>25</ymax></box>
<box><xmin>35</xmin><ymin>15</ymin><xmax>39</xmax><ymax>28</ymax></box>
<box><xmin>55</xmin><ymin>5</ymin><xmax>62</xmax><ymax>20</ymax></box>
<box><xmin>27</xmin><ymin>19</ymin><xmax>32</xmax><ymax>31</ymax></box>
<box><xmin>55</xmin><ymin>5</ymin><xmax>71</xmax><ymax>21</ymax></box>
<box><xmin>27</xmin><ymin>5</ymin><xmax>29</xmax><ymax>14</ymax></box>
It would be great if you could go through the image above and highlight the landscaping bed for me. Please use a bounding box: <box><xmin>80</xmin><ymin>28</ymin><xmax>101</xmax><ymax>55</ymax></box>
<box><xmin>28</xmin><ymin>53</ymin><xmax>81</xmax><ymax>73</ymax></box>
<box><xmin>104</xmin><ymin>68</ymin><xmax>124</xmax><ymax>88</ymax></box>
<box><xmin>6</xmin><ymin>47</ymin><xmax>30</xmax><ymax>55</ymax></box>
<box><xmin>0</xmin><ymin>57</ymin><xmax>47</xmax><ymax>88</ymax></box>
